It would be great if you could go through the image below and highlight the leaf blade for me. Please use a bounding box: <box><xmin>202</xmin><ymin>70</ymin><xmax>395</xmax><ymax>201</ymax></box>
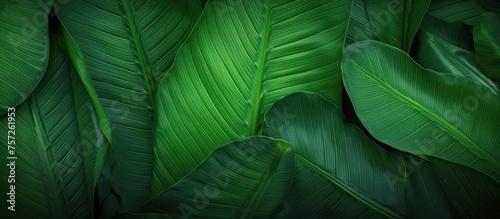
<box><xmin>0</xmin><ymin>0</ymin><xmax>51</xmax><ymax>114</ymax></box>
<box><xmin>262</xmin><ymin>92</ymin><xmax>454</xmax><ymax>218</ymax></box>
<box><xmin>342</xmin><ymin>41</ymin><xmax>500</xmax><ymax>181</ymax></box>
<box><xmin>474</xmin><ymin>12</ymin><xmax>500</xmax><ymax>83</ymax></box>
<box><xmin>151</xmin><ymin>0</ymin><xmax>352</xmax><ymax>194</ymax></box>
<box><xmin>56</xmin><ymin>1</ymin><xmax>202</xmax><ymax>211</ymax></box>
<box><xmin>140</xmin><ymin>137</ymin><xmax>294</xmax><ymax>218</ymax></box>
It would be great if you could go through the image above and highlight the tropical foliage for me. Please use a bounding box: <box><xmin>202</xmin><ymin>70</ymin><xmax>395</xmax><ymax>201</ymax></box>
<box><xmin>0</xmin><ymin>0</ymin><xmax>499</xmax><ymax>218</ymax></box>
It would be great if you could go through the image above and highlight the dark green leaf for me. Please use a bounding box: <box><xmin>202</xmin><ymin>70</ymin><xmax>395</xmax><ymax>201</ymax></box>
<box><xmin>366</xmin><ymin>0</ymin><xmax>431</xmax><ymax>52</ymax></box>
<box><xmin>0</xmin><ymin>26</ymin><xmax>107</xmax><ymax>218</ymax></box>
<box><xmin>430</xmin><ymin>157</ymin><xmax>500</xmax><ymax>218</ymax></box>
<box><xmin>140</xmin><ymin>137</ymin><xmax>294</xmax><ymax>219</ymax></box>
<box><xmin>418</xmin><ymin>15</ymin><xmax>474</xmax><ymax>51</ymax></box>
<box><xmin>478</xmin><ymin>0</ymin><xmax>500</xmax><ymax>13</ymax></box>
<box><xmin>0</xmin><ymin>0</ymin><xmax>52</xmax><ymax>114</ymax></box>
<box><xmin>342</xmin><ymin>41</ymin><xmax>500</xmax><ymax>182</ymax></box>
<box><xmin>263</xmin><ymin>92</ymin><xmax>454</xmax><ymax>218</ymax></box>
<box><xmin>474</xmin><ymin>12</ymin><xmax>500</xmax><ymax>82</ymax></box>
<box><xmin>413</xmin><ymin>31</ymin><xmax>497</xmax><ymax>92</ymax></box>
<box><xmin>426</xmin><ymin>0</ymin><xmax>487</xmax><ymax>25</ymax></box>
<box><xmin>56</xmin><ymin>1</ymin><xmax>202</xmax><ymax>211</ymax></box>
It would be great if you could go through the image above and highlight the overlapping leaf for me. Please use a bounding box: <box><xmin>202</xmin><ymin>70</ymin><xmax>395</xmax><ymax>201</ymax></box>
<box><xmin>413</xmin><ymin>31</ymin><xmax>497</xmax><ymax>92</ymax></box>
<box><xmin>474</xmin><ymin>12</ymin><xmax>500</xmax><ymax>82</ymax></box>
<box><xmin>431</xmin><ymin>158</ymin><xmax>500</xmax><ymax>218</ymax></box>
<box><xmin>426</xmin><ymin>0</ymin><xmax>487</xmax><ymax>25</ymax></box>
<box><xmin>262</xmin><ymin>92</ymin><xmax>453</xmax><ymax>218</ymax></box>
<box><xmin>365</xmin><ymin>0</ymin><xmax>431</xmax><ymax>52</ymax></box>
<box><xmin>478</xmin><ymin>0</ymin><xmax>500</xmax><ymax>12</ymax></box>
<box><xmin>0</xmin><ymin>0</ymin><xmax>52</xmax><ymax>115</ymax></box>
<box><xmin>151</xmin><ymin>0</ymin><xmax>352</xmax><ymax>195</ymax></box>
<box><xmin>418</xmin><ymin>15</ymin><xmax>474</xmax><ymax>51</ymax></box>
<box><xmin>343</xmin><ymin>41</ymin><xmax>500</xmax><ymax>182</ymax></box>
<box><xmin>430</xmin><ymin>157</ymin><xmax>500</xmax><ymax>218</ymax></box>
<box><xmin>346</xmin><ymin>0</ymin><xmax>377</xmax><ymax>45</ymax></box>
<box><xmin>140</xmin><ymin>137</ymin><xmax>294</xmax><ymax>218</ymax></box>
<box><xmin>56</xmin><ymin>1</ymin><xmax>202</xmax><ymax>211</ymax></box>
<box><xmin>0</xmin><ymin>26</ymin><xmax>107</xmax><ymax>218</ymax></box>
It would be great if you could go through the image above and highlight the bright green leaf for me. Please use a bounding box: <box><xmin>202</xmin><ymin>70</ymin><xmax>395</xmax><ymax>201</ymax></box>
<box><xmin>151</xmin><ymin>0</ymin><xmax>352</xmax><ymax>194</ymax></box>
<box><xmin>342</xmin><ymin>41</ymin><xmax>500</xmax><ymax>182</ymax></box>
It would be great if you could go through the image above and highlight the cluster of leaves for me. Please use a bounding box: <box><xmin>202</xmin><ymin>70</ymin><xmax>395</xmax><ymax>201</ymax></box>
<box><xmin>0</xmin><ymin>0</ymin><xmax>499</xmax><ymax>218</ymax></box>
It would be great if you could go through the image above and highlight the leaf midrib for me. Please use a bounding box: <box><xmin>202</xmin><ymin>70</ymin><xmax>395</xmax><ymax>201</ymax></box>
<box><xmin>238</xmin><ymin>142</ymin><xmax>289</xmax><ymax>218</ymax></box>
<box><xmin>30</xmin><ymin>95</ymin><xmax>68</xmax><ymax>218</ymax></box>
<box><xmin>247</xmin><ymin>0</ymin><xmax>273</xmax><ymax>136</ymax></box>
<box><xmin>351</xmin><ymin>60</ymin><xmax>500</xmax><ymax>178</ymax></box>
<box><xmin>120</xmin><ymin>0</ymin><xmax>155</xmax><ymax>109</ymax></box>
<box><xmin>295</xmin><ymin>155</ymin><xmax>403</xmax><ymax>218</ymax></box>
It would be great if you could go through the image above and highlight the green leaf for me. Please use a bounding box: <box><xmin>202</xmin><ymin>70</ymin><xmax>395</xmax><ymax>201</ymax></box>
<box><xmin>342</xmin><ymin>41</ymin><xmax>500</xmax><ymax>182</ymax></box>
<box><xmin>430</xmin><ymin>157</ymin><xmax>500</xmax><ymax>218</ymax></box>
<box><xmin>365</xmin><ymin>0</ymin><xmax>431</xmax><ymax>52</ymax></box>
<box><xmin>151</xmin><ymin>0</ymin><xmax>352</xmax><ymax>194</ymax></box>
<box><xmin>140</xmin><ymin>137</ymin><xmax>294</xmax><ymax>218</ymax></box>
<box><xmin>346</xmin><ymin>0</ymin><xmax>377</xmax><ymax>45</ymax></box>
<box><xmin>56</xmin><ymin>1</ymin><xmax>202</xmax><ymax>211</ymax></box>
<box><xmin>418</xmin><ymin>15</ymin><xmax>474</xmax><ymax>51</ymax></box>
<box><xmin>111</xmin><ymin>212</ymin><xmax>172</xmax><ymax>219</ymax></box>
<box><xmin>62</xmin><ymin>27</ymin><xmax>112</xmax><ymax>144</ymax></box>
<box><xmin>0</xmin><ymin>0</ymin><xmax>52</xmax><ymax>114</ymax></box>
<box><xmin>477</xmin><ymin>0</ymin><xmax>500</xmax><ymax>13</ymax></box>
<box><xmin>262</xmin><ymin>92</ymin><xmax>453</xmax><ymax>218</ymax></box>
<box><xmin>474</xmin><ymin>12</ymin><xmax>500</xmax><ymax>83</ymax></box>
<box><xmin>0</xmin><ymin>25</ymin><xmax>107</xmax><ymax>218</ymax></box>
<box><xmin>426</xmin><ymin>0</ymin><xmax>487</xmax><ymax>25</ymax></box>
<box><xmin>403</xmin><ymin>157</ymin><xmax>456</xmax><ymax>218</ymax></box>
<box><xmin>413</xmin><ymin>31</ymin><xmax>497</xmax><ymax>92</ymax></box>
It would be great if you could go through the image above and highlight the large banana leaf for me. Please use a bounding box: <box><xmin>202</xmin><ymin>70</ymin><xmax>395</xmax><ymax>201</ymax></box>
<box><xmin>0</xmin><ymin>0</ymin><xmax>51</xmax><ymax>115</ymax></box>
<box><xmin>151</xmin><ymin>0</ymin><xmax>352</xmax><ymax>194</ymax></box>
<box><xmin>56</xmin><ymin>1</ymin><xmax>202</xmax><ymax>211</ymax></box>
<box><xmin>262</xmin><ymin>92</ymin><xmax>453</xmax><ymax>218</ymax></box>
<box><xmin>430</xmin><ymin>157</ymin><xmax>500</xmax><ymax>218</ymax></box>
<box><xmin>413</xmin><ymin>31</ymin><xmax>497</xmax><ymax>92</ymax></box>
<box><xmin>426</xmin><ymin>0</ymin><xmax>487</xmax><ymax>25</ymax></box>
<box><xmin>342</xmin><ymin>41</ymin><xmax>500</xmax><ymax>182</ymax></box>
<box><xmin>139</xmin><ymin>137</ymin><xmax>294</xmax><ymax>218</ymax></box>
<box><xmin>365</xmin><ymin>0</ymin><xmax>430</xmax><ymax>52</ymax></box>
<box><xmin>474</xmin><ymin>12</ymin><xmax>500</xmax><ymax>82</ymax></box>
<box><xmin>0</xmin><ymin>26</ymin><xmax>107</xmax><ymax>218</ymax></box>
